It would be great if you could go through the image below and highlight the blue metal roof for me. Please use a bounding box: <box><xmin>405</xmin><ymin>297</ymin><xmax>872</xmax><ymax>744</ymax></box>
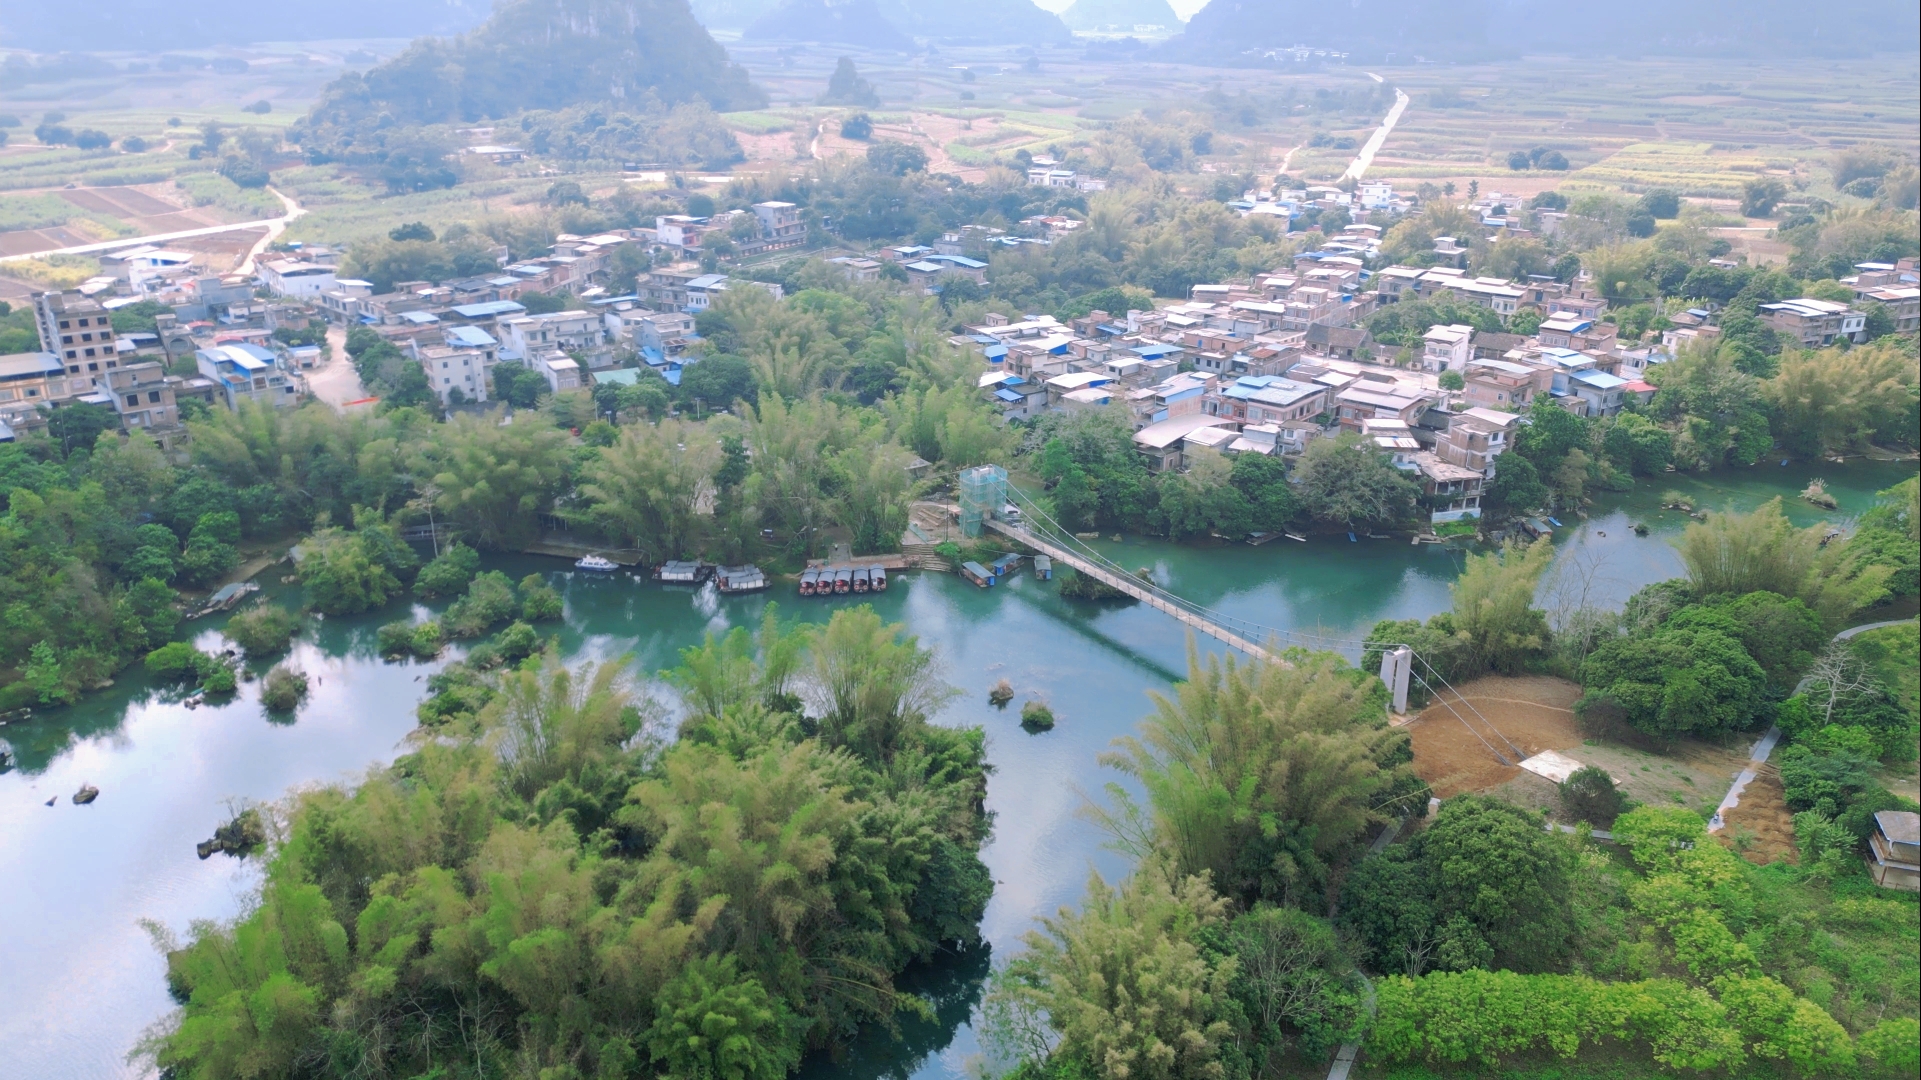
<box><xmin>399</xmin><ymin>310</ymin><xmax>441</xmax><ymax>324</ymax></box>
<box><xmin>445</xmin><ymin>326</ymin><xmax>498</xmax><ymax>347</ymax></box>
<box><xmin>994</xmin><ymin>388</ymin><xmax>1025</xmax><ymax>403</ymax></box>
<box><xmin>452</xmin><ymin>300</ymin><xmax>526</xmax><ymax>318</ymax></box>
<box><xmin>983</xmin><ymin>344</ymin><xmax>1008</xmax><ymax>359</ymax></box>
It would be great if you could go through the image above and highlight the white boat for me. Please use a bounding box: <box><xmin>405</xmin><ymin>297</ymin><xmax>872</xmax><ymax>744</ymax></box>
<box><xmin>575</xmin><ymin>555</ymin><xmax>619</xmax><ymax>573</ymax></box>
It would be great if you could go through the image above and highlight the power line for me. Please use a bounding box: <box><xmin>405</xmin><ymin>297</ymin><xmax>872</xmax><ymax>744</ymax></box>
<box><xmin>1002</xmin><ymin>480</ymin><xmax>1527</xmax><ymax>767</ymax></box>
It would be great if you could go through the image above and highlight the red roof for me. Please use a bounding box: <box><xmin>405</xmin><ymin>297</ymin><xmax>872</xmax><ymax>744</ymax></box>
<box><xmin>1623</xmin><ymin>380</ymin><xmax>1657</xmax><ymax>394</ymax></box>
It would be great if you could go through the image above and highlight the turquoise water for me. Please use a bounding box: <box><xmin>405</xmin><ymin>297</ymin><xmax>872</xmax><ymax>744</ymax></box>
<box><xmin>0</xmin><ymin>458</ymin><xmax>1911</xmax><ymax>1079</ymax></box>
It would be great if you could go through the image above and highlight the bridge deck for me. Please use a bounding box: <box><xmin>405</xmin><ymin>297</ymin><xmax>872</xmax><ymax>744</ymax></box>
<box><xmin>984</xmin><ymin>520</ymin><xmax>1275</xmax><ymax>662</ymax></box>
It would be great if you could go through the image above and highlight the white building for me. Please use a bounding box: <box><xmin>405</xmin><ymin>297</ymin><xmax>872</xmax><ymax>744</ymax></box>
<box><xmin>1422</xmin><ymin>324</ymin><xmax>1475</xmax><ymax>373</ymax></box>
<box><xmin>534</xmin><ymin>351</ymin><xmax>582</xmax><ymax>393</ymax></box>
<box><xmin>257</xmin><ymin>259</ymin><xmax>339</xmax><ymax>297</ymax></box>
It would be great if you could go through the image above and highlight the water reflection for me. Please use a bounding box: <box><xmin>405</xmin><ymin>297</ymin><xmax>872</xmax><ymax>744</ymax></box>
<box><xmin>0</xmin><ymin>459</ymin><xmax>1910</xmax><ymax>1079</ymax></box>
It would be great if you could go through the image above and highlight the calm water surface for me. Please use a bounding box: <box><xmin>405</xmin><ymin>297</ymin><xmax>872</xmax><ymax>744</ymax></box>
<box><xmin>1</xmin><ymin>459</ymin><xmax>1911</xmax><ymax>1080</ymax></box>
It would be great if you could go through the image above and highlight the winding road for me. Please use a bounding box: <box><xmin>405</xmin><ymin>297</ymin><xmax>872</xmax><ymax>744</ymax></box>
<box><xmin>0</xmin><ymin>185</ymin><xmax>306</xmax><ymax>267</ymax></box>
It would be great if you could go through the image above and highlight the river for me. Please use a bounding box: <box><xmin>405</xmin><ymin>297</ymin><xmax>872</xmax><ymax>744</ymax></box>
<box><xmin>0</xmin><ymin>458</ymin><xmax>1911</xmax><ymax>1079</ymax></box>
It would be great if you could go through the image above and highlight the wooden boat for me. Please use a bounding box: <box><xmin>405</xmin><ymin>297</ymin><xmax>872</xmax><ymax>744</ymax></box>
<box><xmin>832</xmin><ymin>568</ymin><xmax>852</xmax><ymax>594</ymax></box>
<box><xmin>799</xmin><ymin>568</ymin><xmax>820</xmax><ymax>596</ymax></box>
<box><xmin>715</xmin><ymin>565</ymin><xmax>768</xmax><ymax>594</ymax></box>
<box><xmin>852</xmin><ymin>567</ymin><xmax>871</xmax><ymax>593</ymax></box>
<box><xmin>871</xmin><ymin>566</ymin><xmax>888</xmax><ymax>590</ymax></box>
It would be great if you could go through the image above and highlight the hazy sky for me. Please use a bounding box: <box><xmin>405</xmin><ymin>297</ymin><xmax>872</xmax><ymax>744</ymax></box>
<box><xmin>1033</xmin><ymin>0</ymin><xmax>1210</xmax><ymax>18</ymax></box>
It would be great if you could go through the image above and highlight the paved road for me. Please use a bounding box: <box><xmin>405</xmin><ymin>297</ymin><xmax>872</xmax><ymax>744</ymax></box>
<box><xmin>0</xmin><ymin>185</ymin><xmax>305</xmax><ymax>264</ymax></box>
<box><xmin>307</xmin><ymin>324</ymin><xmax>369</xmax><ymax>411</ymax></box>
<box><xmin>237</xmin><ymin>187</ymin><xmax>307</xmax><ymax>275</ymax></box>
<box><xmin>1343</xmin><ymin>80</ymin><xmax>1411</xmax><ymax>182</ymax></box>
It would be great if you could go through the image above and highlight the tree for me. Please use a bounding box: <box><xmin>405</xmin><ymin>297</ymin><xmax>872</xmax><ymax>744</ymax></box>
<box><xmin>1579</xmin><ymin>620</ymin><xmax>1769</xmax><ymax>738</ymax></box>
<box><xmin>1084</xmin><ymin>647</ymin><xmax>1411</xmax><ymax>907</ymax></box>
<box><xmin>1677</xmin><ymin>498</ymin><xmax>1892</xmax><ymax>627</ymax></box>
<box><xmin>818</xmin><ymin>57</ymin><xmax>881</xmax><ymax>107</ymax></box>
<box><xmin>839</xmin><ymin>112</ymin><xmax>873</xmax><ymax>140</ymax></box>
<box><xmin>1740</xmin><ymin>177</ymin><xmax>1788</xmax><ymax>218</ymax></box>
<box><xmin>1763</xmin><ymin>340</ymin><xmax>1918</xmax><ymax>457</ymax></box>
<box><xmin>1293</xmin><ymin>433</ymin><xmax>1421</xmax><ymax>530</ymax></box>
<box><xmin>646</xmin><ymin>955</ymin><xmax>801</xmax><ymax>1080</ymax></box>
<box><xmin>678</xmin><ymin>355</ymin><xmax>757</xmax><ymax>411</ymax></box>
<box><xmin>387</xmin><ymin>221</ymin><xmax>435</xmax><ymax>242</ymax></box>
<box><xmin>1226</xmin><ymin>906</ymin><xmax>1362</xmax><ymax>1061</ymax></box>
<box><xmin>1559</xmin><ymin>765</ymin><xmax>1626</xmax><ymax>827</ymax></box>
<box><xmin>804</xmin><ymin>604</ymin><xmax>957</xmax><ymax>761</ymax></box>
<box><xmin>1448</xmin><ymin>540</ymin><xmax>1553</xmax><ymax>675</ymax></box>
<box><xmin>1639</xmin><ymin>189</ymin><xmax>1681</xmax><ymax>219</ymax></box>
<box><xmin>985</xmin><ymin>871</ymin><xmax>1242</xmax><ymax>1080</ymax></box>
<box><xmin>1438</xmin><ymin>369</ymin><xmax>1464</xmax><ymax>391</ymax></box>
<box><xmin>1483</xmin><ymin>453</ymin><xmax>1547</xmax><ymax>519</ymax></box>
<box><xmin>867</xmin><ymin>140</ymin><xmax>928</xmax><ymax>177</ymax></box>
<box><xmin>1417</xmin><ymin>796</ymin><xmax>1574</xmax><ymax>972</ymax></box>
<box><xmin>412</xmin><ymin>413</ymin><xmax>570</xmax><ymax>548</ymax></box>
<box><xmin>579</xmin><ymin>419</ymin><xmax>721</xmax><ymax>563</ymax></box>
<box><xmin>295</xmin><ymin>527</ymin><xmax>401</xmax><ymax>615</ymax></box>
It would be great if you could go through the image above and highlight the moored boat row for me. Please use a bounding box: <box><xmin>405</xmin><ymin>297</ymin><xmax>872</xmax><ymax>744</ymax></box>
<box><xmin>798</xmin><ymin>565</ymin><xmax>887</xmax><ymax>596</ymax></box>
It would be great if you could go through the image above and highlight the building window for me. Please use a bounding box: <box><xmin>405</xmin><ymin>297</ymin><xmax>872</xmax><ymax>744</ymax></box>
<box><xmin>126</xmin><ymin>394</ymin><xmax>140</xmax><ymax>407</ymax></box>
<box><xmin>148</xmin><ymin>391</ymin><xmax>162</xmax><ymax>403</ymax></box>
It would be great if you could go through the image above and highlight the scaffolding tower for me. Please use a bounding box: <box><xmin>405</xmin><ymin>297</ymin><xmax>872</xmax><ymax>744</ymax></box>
<box><xmin>958</xmin><ymin>465</ymin><xmax>1007</xmax><ymax>538</ymax></box>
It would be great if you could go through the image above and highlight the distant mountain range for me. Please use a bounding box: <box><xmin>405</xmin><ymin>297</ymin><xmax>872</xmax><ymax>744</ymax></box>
<box><xmin>0</xmin><ymin>0</ymin><xmax>494</xmax><ymax>51</ymax></box>
<box><xmin>297</xmin><ymin>0</ymin><xmax>763</xmax><ymax>152</ymax></box>
<box><xmin>1164</xmin><ymin>0</ymin><xmax>1919</xmax><ymax>61</ymax></box>
<box><xmin>743</xmin><ymin>0</ymin><xmax>1071</xmax><ymax>46</ymax></box>
<box><xmin>742</xmin><ymin>0</ymin><xmax>913</xmax><ymax>49</ymax></box>
<box><xmin>1060</xmin><ymin>0</ymin><xmax>1184</xmax><ymax>33</ymax></box>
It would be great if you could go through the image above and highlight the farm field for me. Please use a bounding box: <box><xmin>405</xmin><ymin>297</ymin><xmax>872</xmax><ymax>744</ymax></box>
<box><xmin>1361</xmin><ymin>55</ymin><xmax>1921</xmax><ymax>206</ymax></box>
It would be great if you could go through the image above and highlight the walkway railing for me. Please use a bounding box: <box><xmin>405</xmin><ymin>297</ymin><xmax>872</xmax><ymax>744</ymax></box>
<box><xmin>990</xmin><ymin>481</ymin><xmax>1524</xmax><ymax>765</ymax></box>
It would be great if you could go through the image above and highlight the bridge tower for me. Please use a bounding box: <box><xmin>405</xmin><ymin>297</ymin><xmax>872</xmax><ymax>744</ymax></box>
<box><xmin>958</xmin><ymin>465</ymin><xmax>1007</xmax><ymax>538</ymax></box>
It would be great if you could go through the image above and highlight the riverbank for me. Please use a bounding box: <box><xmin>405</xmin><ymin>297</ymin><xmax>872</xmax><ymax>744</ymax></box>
<box><xmin>0</xmin><ymin>458</ymin><xmax>1913</xmax><ymax>1079</ymax></box>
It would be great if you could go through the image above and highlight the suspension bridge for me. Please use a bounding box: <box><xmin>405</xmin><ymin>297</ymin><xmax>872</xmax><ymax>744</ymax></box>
<box><xmin>966</xmin><ymin>468</ymin><xmax>1527</xmax><ymax>769</ymax></box>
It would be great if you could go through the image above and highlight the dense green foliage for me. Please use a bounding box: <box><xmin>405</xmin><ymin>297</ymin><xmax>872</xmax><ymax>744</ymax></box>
<box><xmin>146</xmin><ymin>605</ymin><xmax>992</xmax><ymax>1078</ymax></box>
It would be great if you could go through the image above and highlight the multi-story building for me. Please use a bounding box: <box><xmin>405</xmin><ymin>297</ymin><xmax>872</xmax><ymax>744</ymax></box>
<box><xmin>1205</xmin><ymin>375</ymin><xmax>1327</xmax><ymax>427</ymax></box>
<box><xmin>35</xmin><ymin>290</ymin><xmax>126</xmax><ymax>376</ymax></box>
<box><xmin>95</xmin><ymin>361</ymin><xmax>181</xmax><ymax>442</ymax></box>
<box><xmin>1422</xmin><ymin>324</ymin><xmax>1475</xmax><ymax>373</ymax></box>
<box><xmin>195</xmin><ymin>343</ymin><xmax>301</xmax><ymax>410</ymax></box>
<box><xmin>1335</xmin><ymin>383</ymin><xmax>1431</xmax><ymax>431</ymax></box>
<box><xmin>0</xmin><ymin>351</ymin><xmax>73</xmax><ymax>431</ymax></box>
<box><xmin>535</xmin><ymin>350</ymin><xmax>582</xmax><ymax>393</ymax></box>
<box><xmin>1432</xmin><ymin>407</ymin><xmax>1519</xmax><ymax>475</ymax></box>
<box><xmin>749</xmin><ymin>201</ymin><xmax>806</xmax><ymax>251</ymax></box>
<box><xmin>500</xmin><ymin>310</ymin><xmax>609</xmax><ymax>368</ymax></box>
<box><xmin>1757</xmin><ymin>298</ymin><xmax>1869</xmax><ymax>347</ymax></box>
<box><xmin>413</xmin><ymin>327</ymin><xmax>501</xmax><ymax>406</ymax></box>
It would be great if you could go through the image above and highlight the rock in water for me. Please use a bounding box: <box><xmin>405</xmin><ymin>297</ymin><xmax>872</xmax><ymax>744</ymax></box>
<box><xmin>73</xmin><ymin>783</ymin><xmax>99</xmax><ymax>805</ymax></box>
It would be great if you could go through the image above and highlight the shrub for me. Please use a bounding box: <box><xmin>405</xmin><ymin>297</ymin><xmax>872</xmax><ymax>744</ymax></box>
<box><xmin>1019</xmin><ymin>700</ymin><xmax>1055</xmax><ymax>730</ymax></box>
<box><xmin>445</xmin><ymin>571</ymin><xmax>519</xmax><ymax>638</ymax></box>
<box><xmin>259</xmin><ymin>665</ymin><xmax>309</xmax><ymax>711</ymax></box>
<box><xmin>410</xmin><ymin>621</ymin><xmax>445</xmax><ymax>657</ymax></box>
<box><xmin>1559</xmin><ymin>764</ymin><xmax>1627</xmax><ymax>827</ymax></box>
<box><xmin>518</xmin><ymin>573</ymin><xmax>563</xmax><ymax>621</ymax></box>
<box><xmin>224</xmin><ymin>603</ymin><xmax>300</xmax><ymax>657</ymax></box>
<box><xmin>988</xmin><ymin>678</ymin><xmax>1014</xmax><ymax>707</ymax></box>
<box><xmin>376</xmin><ymin>621</ymin><xmax>416</xmax><ymax>657</ymax></box>
<box><xmin>198</xmin><ymin>658</ymin><xmax>237</xmax><ymax>696</ymax></box>
<box><xmin>493</xmin><ymin>621</ymin><xmax>540</xmax><ymax>664</ymax></box>
<box><xmin>414</xmin><ymin>542</ymin><xmax>480</xmax><ymax>598</ymax></box>
<box><xmin>145</xmin><ymin>641</ymin><xmax>205</xmax><ymax>680</ymax></box>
